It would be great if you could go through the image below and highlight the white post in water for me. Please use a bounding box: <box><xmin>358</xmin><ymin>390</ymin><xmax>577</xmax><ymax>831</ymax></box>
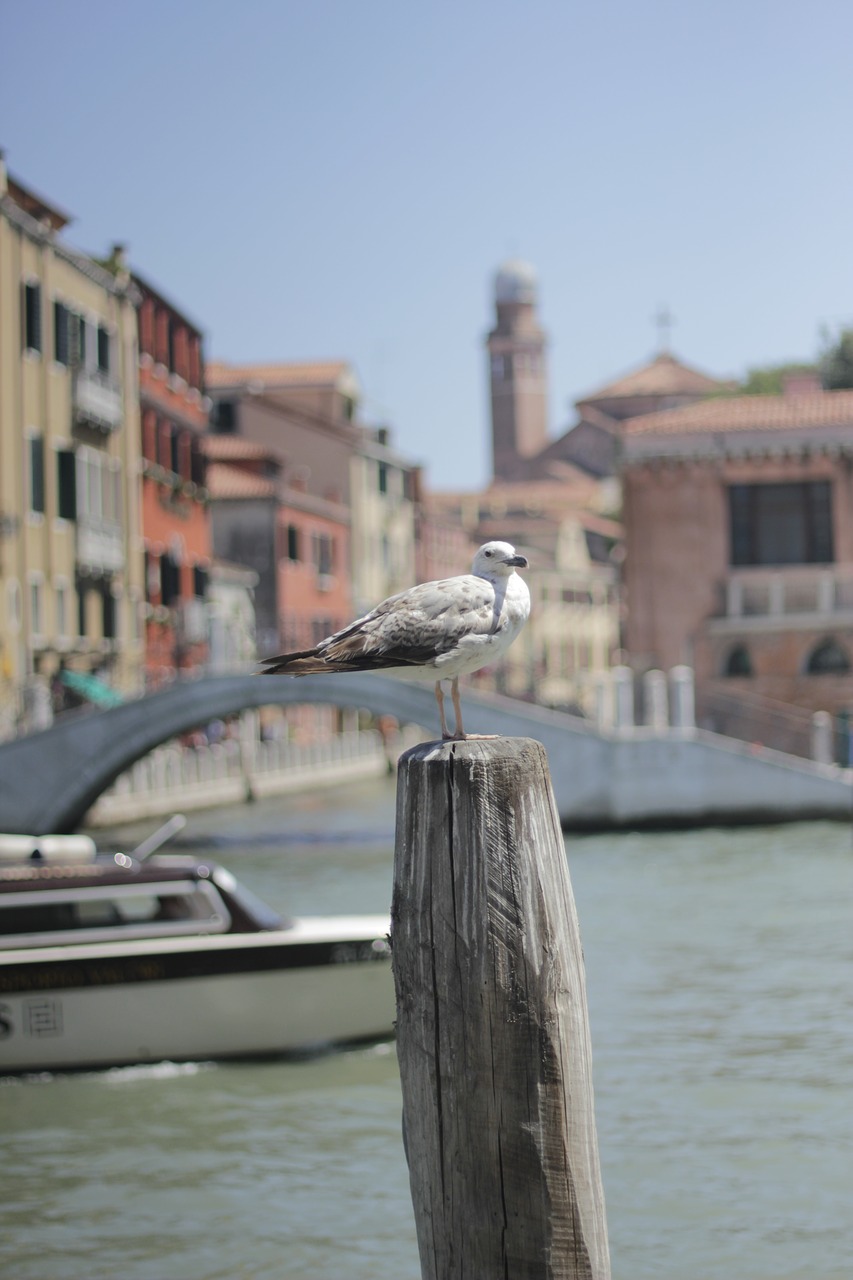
<box><xmin>811</xmin><ymin>711</ymin><xmax>833</xmax><ymax>765</ymax></box>
<box><xmin>669</xmin><ymin>665</ymin><xmax>696</xmax><ymax>730</ymax></box>
<box><xmin>392</xmin><ymin>737</ymin><xmax>610</xmax><ymax>1280</ymax></box>
<box><xmin>611</xmin><ymin>665</ymin><xmax>634</xmax><ymax>730</ymax></box>
<box><xmin>642</xmin><ymin>669</ymin><xmax>669</xmax><ymax>730</ymax></box>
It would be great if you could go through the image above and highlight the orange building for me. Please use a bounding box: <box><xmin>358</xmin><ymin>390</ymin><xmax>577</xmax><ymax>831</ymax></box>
<box><xmin>202</xmin><ymin>435</ymin><xmax>351</xmax><ymax>658</ymax></box>
<box><xmin>135</xmin><ymin>272</ymin><xmax>211</xmax><ymax>686</ymax></box>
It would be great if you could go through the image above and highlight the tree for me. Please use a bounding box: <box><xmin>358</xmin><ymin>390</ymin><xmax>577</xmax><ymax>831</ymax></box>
<box><xmin>740</xmin><ymin>361</ymin><xmax>818</xmax><ymax>395</ymax></box>
<box><xmin>819</xmin><ymin>328</ymin><xmax>853</xmax><ymax>390</ymax></box>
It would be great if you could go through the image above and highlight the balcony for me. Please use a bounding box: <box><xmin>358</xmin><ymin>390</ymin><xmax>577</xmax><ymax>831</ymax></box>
<box><xmin>73</xmin><ymin>368</ymin><xmax>123</xmax><ymax>432</ymax></box>
<box><xmin>709</xmin><ymin>566</ymin><xmax>853</xmax><ymax>632</ymax></box>
<box><xmin>76</xmin><ymin>516</ymin><xmax>124</xmax><ymax>573</ymax></box>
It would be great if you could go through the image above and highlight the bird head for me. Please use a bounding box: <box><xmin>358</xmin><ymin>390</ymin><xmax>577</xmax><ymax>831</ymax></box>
<box><xmin>472</xmin><ymin>541</ymin><xmax>529</xmax><ymax>576</ymax></box>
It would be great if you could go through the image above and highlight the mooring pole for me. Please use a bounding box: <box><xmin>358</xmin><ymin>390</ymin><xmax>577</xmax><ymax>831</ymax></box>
<box><xmin>392</xmin><ymin>737</ymin><xmax>610</xmax><ymax>1280</ymax></box>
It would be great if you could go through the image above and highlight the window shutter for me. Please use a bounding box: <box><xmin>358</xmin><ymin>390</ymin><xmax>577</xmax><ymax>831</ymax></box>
<box><xmin>29</xmin><ymin>437</ymin><xmax>45</xmax><ymax>514</ymax></box>
<box><xmin>57</xmin><ymin>450</ymin><xmax>77</xmax><ymax>520</ymax></box>
<box><xmin>23</xmin><ymin>283</ymin><xmax>42</xmax><ymax>353</ymax></box>
<box><xmin>97</xmin><ymin>326</ymin><xmax>111</xmax><ymax>374</ymax></box>
<box><xmin>54</xmin><ymin>301</ymin><xmax>69</xmax><ymax>366</ymax></box>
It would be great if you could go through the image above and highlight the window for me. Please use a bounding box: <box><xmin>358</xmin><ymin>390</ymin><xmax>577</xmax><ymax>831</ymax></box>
<box><xmin>161</xmin><ymin>553</ymin><xmax>181</xmax><ymax>607</ymax></box>
<box><xmin>170</xmin><ymin>427</ymin><xmax>182</xmax><ymax>477</ymax></box>
<box><xmin>287</xmin><ymin>525</ymin><xmax>300</xmax><ymax>562</ymax></box>
<box><xmin>29</xmin><ymin>578</ymin><xmax>44</xmax><ymax>637</ymax></box>
<box><xmin>29</xmin><ymin>436</ymin><xmax>45</xmax><ymax>515</ymax></box>
<box><xmin>55</xmin><ymin>581</ymin><xmax>69</xmax><ymax>640</ymax></box>
<box><xmin>729</xmin><ymin>482</ymin><xmax>833</xmax><ymax>566</ymax></box>
<box><xmin>193</xmin><ymin>566</ymin><xmax>208</xmax><ymax>599</ymax></box>
<box><xmin>378</xmin><ymin>463</ymin><xmax>388</xmax><ymax>495</ymax></box>
<box><xmin>102</xmin><ymin>585</ymin><xmax>116</xmax><ymax>640</ymax></box>
<box><xmin>806</xmin><ymin>638</ymin><xmax>851</xmax><ymax>675</ymax></box>
<box><xmin>97</xmin><ymin>325</ymin><xmax>111</xmax><ymax>375</ymax></box>
<box><xmin>57</xmin><ymin>450</ymin><xmax>77</xmax><ymax>520</ymax></box>
<box><xmin>313</xmin><ymin>533</ymin><xmax>333</xmax><ymax>576</ymax></box>
<box><xmin>73</xmin><ymin>314</ymin><xmax>88</xmax><ymax>367</ymax></box>
<box><xmin>213</xmin><ymin>400</ymin><xmax>236</xmax><ymax>433</ymax></box>
<box><xmin>723</xmin><ymin>644</ymin><xmax>753</xmax><ymax>677</ymax></box>
<box><xmin>23</xmin><ymin>282</ymin><xmax>41</xmax><ymax>353</ymax></box>
<box><xmin>54</xmin><ymin>301</ymin><xmax>70</xmax><ymax>365</ymax></box>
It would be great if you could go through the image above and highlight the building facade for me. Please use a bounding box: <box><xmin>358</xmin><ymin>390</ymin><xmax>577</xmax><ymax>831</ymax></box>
<box><xmin>350</xmin><ymin>426</ymin><xmax>420</xmax><ymax>616</ymax></box>
<box><xmin>135</xmin><ymin>270</ymin><xmax>211</xmax><ymax>687</ymax></box>
<box><xmin>0</xmin><ymin>162</ymin><xmax>144</xmax><ymax>736</ymax></box>
<box><xmin>428</xmin><ymin>479</ymin><xmax>620</xmax><ymax>711</ymax></box>
<box><xmin>205</xmin><ymin>359</ymin><xmax>420</xmax><ymax>639</ymax></box>
<box><xmin>622</xmin><ymin>381</ymin><xmax>853</xmax><ymax>743</ymax></box>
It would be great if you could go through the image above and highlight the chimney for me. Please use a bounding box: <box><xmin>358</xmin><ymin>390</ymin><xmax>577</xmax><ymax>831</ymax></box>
<box><xmin>782</xmin><ymin>372</ymin><xmax>823</xmax><ymax>397</ymax></box>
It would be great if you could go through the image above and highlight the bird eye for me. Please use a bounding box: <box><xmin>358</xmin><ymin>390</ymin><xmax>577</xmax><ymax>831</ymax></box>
<box><xmin>484</xmin><ymin>550</ymin><xmax>493</xmax><ymax>557</ymax></box>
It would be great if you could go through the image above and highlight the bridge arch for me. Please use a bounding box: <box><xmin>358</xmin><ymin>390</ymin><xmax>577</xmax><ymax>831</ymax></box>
<box><xmin>0</xmin><ymin>673</ymin><xmax>457</xmax><ymax>835</ymax></box>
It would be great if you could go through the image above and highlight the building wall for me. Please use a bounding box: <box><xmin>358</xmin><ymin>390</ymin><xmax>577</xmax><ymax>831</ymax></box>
<box><xmin>277</xmin><ymin>495</ymin><xmax>351</xmax><ymax>651</ymax></box>
<box><xmin>623</xmin><ymin>460</ymin><xmax>728</xmax><ymax>671</ymax></box>
<box><xmin>137</xmin><ymin>280</ymin><xmax>211</xmax><ymax>686</ymax></box>
<box><xmin>624</xmin><ymin>448</ymin><xmax>853</xmax><ymax>721</ymax></box>
<box><xmin>212</xmin><ymin>393</ymin><xmax>356</xmax><ymax>505</ymax></box>
<box><xmin>350</xmin><ymin>447</ymin><xmax>417</xmax><ymax>615</ymax></box>
<box><xmin>208</xmin><ymin>499</ymin><xmax>279</xmax><ymax>656</ymax></box>
<box><xmin>0</xmin><ymin>177</ymin><xmax>143</xmax><ymax>734</ymax></box>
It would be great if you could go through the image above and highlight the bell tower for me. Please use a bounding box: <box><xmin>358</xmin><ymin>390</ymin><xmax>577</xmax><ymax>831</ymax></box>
<box><xmin>486</xmin><ymin>260</ymin><xmax>549</xmax><ymax>481</ymax></box>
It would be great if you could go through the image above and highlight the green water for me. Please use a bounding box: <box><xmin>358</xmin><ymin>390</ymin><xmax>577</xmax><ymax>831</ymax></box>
<box><xmin>1</xmin><ymin>779</ymin><xmax>851</xmax><ymax>1279</ymax></box>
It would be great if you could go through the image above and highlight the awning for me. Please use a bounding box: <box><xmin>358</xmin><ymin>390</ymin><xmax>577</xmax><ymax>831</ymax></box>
<box><xmin>59</xmin><ymin>669</ymin><xmax>124</xmax><ymax>707</ymax></box>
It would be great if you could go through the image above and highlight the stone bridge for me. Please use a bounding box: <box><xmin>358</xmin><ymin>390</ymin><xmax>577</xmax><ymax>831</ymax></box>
<box><xmin>0</xmin><ymin>673</ymin><xmax>849</xmax><ymax>834</ymax></box>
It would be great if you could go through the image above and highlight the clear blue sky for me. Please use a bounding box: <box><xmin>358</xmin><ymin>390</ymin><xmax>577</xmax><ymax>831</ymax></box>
<box><xmin>3</xmin><ymin>0</ymin><xmax>853</xmax><ymax>488</ymax></box>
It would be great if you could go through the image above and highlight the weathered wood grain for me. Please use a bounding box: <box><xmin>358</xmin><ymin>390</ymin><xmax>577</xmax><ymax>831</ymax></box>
<box><xmin>392</xmin><ymin>737</ymin><xmax>610</xmax><ymax>1280</ymax></box>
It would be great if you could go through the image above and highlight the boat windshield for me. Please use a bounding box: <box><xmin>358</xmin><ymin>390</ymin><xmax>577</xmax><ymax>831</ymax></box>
<box><xmin>211</xmin><ymin>867</ymin><xmax>288</xmax><ymax>931</ymax></box>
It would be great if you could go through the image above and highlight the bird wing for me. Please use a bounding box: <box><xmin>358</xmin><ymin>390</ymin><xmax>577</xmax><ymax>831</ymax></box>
<box><xmin>321</xmin><ymin>574</ymin><xmax>497</xmax><ymax>666</ymax></box>
<box><xmin>261</xmin><ymin>574</ymin><xmax>498</xmax><ymax>674</ymax></box>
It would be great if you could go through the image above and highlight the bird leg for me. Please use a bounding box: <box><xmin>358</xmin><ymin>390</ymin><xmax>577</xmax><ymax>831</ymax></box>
<box><xmin>435</xmin><ymin>680</ymin><xmax>451</xmax><ymax>740</ymax></box>
<box><xmin>450</xmin><ymin>677</ymin><xmax>466</xmax><ymax>740</ymax></box>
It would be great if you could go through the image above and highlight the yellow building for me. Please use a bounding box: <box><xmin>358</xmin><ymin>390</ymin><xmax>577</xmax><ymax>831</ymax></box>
<box><xmin>0</xmin><ymin>160</ymin><xmax>144</xmax><ymax>737</ymax></box>
<box><xmin>350</xmin><ymin>426</ymin><xmax>420</xmax><ymax>617</ymax></box>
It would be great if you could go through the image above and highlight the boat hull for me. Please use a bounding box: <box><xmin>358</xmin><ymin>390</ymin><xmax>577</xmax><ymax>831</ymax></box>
<box><xmin>0</xmin><ymin>922</ymin><xmax>395</xmax><ymax>1072</ymax></box>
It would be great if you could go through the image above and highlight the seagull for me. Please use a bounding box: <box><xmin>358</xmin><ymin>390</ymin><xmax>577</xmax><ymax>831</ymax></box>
<box><xmin>259</xmin><ymin>541</ymin><xmax>531</xmax><ymax>740</ymax></box>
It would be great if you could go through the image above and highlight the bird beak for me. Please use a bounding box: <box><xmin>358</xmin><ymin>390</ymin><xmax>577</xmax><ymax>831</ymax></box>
<box><xmin>504</xmin><ymin>554</ymin><xmax>528</xmax><ymax>568</ymax></box>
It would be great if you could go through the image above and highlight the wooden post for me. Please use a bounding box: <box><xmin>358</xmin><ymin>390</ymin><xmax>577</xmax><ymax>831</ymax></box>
<box><xmin>392</xmin><ymin>737</ymin><xmax>610</xmax><ymax>1280</ymax></box>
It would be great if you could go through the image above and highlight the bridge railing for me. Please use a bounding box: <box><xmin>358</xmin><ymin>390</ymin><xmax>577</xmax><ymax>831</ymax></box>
<box><xmin>87</xmin><ymin>726</ymin><xmax>391</xmax><ymax>826</ymax></box>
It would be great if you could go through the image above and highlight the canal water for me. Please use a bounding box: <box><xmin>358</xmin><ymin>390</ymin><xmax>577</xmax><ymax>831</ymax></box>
<box><xmin>1</xmin><ymin>776</ymin><xmax>851</xmax><ymax>1280</ymax></box>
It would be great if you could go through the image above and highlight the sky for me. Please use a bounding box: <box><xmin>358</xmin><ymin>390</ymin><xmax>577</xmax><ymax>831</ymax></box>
<box><xmin>3</xmin><ymin>0</ymin><xmax>853</xmax><ymax>489</ymax></box>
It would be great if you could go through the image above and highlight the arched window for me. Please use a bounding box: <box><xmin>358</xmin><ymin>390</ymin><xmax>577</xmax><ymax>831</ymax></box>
<box><xmin>723</xmin><ymin>644</ymin><xmax>753</xmax><ymax>677</ymax></box>
<box><xmin>805</xmin><ymin>638</ymin><xmax>851</xmax><ymax>675</ymax></box>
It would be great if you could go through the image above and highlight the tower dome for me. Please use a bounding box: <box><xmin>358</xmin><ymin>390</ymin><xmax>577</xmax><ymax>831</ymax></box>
<box><xmin>494</xmin><ymin>258</ymin><xmax>537</xmax><ymax>305</ymax></box>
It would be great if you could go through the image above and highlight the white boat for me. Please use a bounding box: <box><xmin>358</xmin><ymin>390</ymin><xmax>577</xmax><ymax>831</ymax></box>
<box><xmin>0</xmin><ymin>819</ymin><xmax>394</xmax><ymax>1073</ymax></box>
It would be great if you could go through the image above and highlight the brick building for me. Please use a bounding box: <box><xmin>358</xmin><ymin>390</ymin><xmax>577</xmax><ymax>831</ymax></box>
<box><xmin>622</xmin><ymin>380</ymin><xmax>853</xmax><ymax>744</ymax></box>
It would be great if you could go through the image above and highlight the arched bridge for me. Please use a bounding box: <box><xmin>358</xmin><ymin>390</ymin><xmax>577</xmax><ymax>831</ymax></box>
<box><xmin>0</xmin><ymin>674</ymin><xmax>599</xmax><ymax>835</ymax></box>
<box><xmin>0</xmin><ymin>673</ymin><xmax>848</xmax><ymax>835</ymax></box>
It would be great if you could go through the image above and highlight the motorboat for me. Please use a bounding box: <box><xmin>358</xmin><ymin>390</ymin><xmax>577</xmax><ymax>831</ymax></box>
<box><xmin>0</xmin><ymin>817</ymin><xmax>394</xmax><ymax>1073</ymax></box>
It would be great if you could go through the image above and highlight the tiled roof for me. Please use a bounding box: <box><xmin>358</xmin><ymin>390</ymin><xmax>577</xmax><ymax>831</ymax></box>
<box><xmin>624</xmin><ymin>388</ymin><xmax>853</xmax><ymax>436</ymax></box>
<box><xmin>206</xmin><ymin>359</ymin><xmax>351</xmax><ymax>389</ymax></box>
<box><xmin>200</xmin><ymin>434</ymin><xmax>277</xmax><ymax>461</ymax></box>
<box><xmin>205</xmin><ymin>463</ymin><xmax>277</xmax><ymax>500</ymax></box>
<box><xmin>577</xmin><ymin>352</ymin><xmax>727</xmax><ymax>403</ymax></box>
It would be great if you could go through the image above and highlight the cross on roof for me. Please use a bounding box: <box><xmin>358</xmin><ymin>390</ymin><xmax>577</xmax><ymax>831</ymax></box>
<box><xmin>653</xmin><ymin>305</ymin><xmax>675</xmax><ymax>353</ymax></box>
